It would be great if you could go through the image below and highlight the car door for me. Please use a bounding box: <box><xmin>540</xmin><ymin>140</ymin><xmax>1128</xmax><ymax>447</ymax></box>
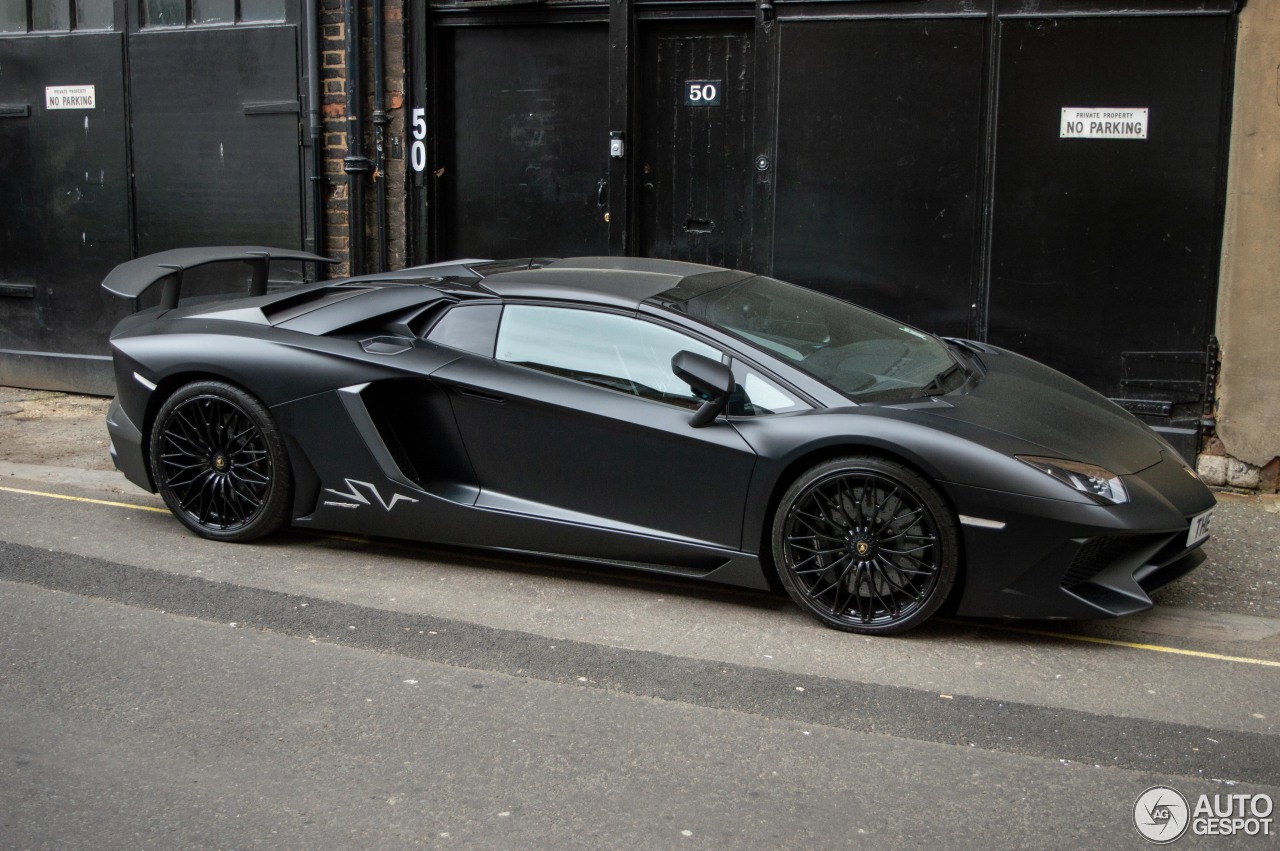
<box><xmin>430</xmin><ymin>304</ymin><xmax>758</xmax><ymax>555</ymax></box>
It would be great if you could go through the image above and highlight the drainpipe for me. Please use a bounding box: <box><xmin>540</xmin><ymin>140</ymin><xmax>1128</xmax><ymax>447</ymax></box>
<box><xmin>343</xmin><ymin>0</ymin><xmax>370</xmax><ymax>276</ymax></box>
<box><xmin>305</xmin><ymin>0</ymin><xmax>325</xmax><ymax>278</ymax></box>
<box><xmin>371</xmin><ymin>0</ymin><xmax>390</xmax><ymax>272</ymax></box>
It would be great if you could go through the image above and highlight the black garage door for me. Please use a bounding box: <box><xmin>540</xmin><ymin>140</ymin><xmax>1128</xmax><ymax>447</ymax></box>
<box><xmin>0</xmin><ymin>0</ymin><xmax>308</xmax><ymax>393</ymax></box>
<box><xmin>415</xmin><ymin>0</ymin><xmax>1235</xmax><ymax>457</ymax></box>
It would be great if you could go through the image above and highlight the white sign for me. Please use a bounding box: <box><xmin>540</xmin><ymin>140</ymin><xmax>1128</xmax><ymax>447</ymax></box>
<box><xmin>45</xmin><ymin>85</ymin><xmax>96</xmax><ymax>110</ymax></box>
<box><xmin>409</xmin><ymin>107</ymin><xmax>427</xmax><ymax>173</ymax></box>
<box><xmin>1060</xmin><ymin>107</ymin><xmax>1147</xmax><ymax>140</ymax></box>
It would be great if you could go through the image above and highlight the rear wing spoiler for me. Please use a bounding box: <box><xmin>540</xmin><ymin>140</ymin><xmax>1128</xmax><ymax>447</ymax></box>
<box><xmin>101</xmin><ymin>246</ymin><xmax>334</xmax><ymax>310</ymax></box>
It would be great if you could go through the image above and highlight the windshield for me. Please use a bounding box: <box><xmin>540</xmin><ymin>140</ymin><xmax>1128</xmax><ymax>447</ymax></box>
<box><xmin>678</xmin><ymin>276</ymin><xmax>961</xmax><ymax>401</ymax></box>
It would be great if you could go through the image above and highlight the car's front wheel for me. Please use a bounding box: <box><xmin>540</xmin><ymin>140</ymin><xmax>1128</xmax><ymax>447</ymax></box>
<box><xmin>772</xmin><ymin>456</ymin><xmax>959</xmax><ymax>634</ymax></box>
<box><xmin>149</xmin><ymin>380</ymin><xmax>292</xmax><ymax>542</ymax></box>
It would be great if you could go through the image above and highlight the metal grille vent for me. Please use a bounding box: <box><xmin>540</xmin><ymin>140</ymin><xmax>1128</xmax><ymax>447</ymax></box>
<box><xmin>1062</xmin><ymin>536</ymin><xmax>1148</xmax><ymax>588</ymax></box>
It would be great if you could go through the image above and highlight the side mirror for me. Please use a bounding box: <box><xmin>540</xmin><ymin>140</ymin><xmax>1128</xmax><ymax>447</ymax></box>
<box><xmin>671</xmin><ymin>350</ymin><xmax>734</xmax><ymax>428</ymax></box>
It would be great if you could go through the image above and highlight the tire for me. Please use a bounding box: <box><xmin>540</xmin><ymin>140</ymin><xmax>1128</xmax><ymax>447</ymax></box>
<box><xmin>149</xmin><ymin>380</ymin><xmax>292</xmax><ymax>542</ymax></box>
<box><xmin>772</xmin><ymin>456</ymin><xmax>960</xmax><ymax>634</ymax></box>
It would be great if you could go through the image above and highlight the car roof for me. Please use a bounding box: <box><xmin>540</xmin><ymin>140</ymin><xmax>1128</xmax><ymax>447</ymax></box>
<box><xmin>195</xmin><ymin>256</ymin><xmax>756</xmax><ymax>334</ymax></box>
<box><xmin>481</xmin><ymin>256</ymin><xmax>734</xmax><ymax>308</ymax></box>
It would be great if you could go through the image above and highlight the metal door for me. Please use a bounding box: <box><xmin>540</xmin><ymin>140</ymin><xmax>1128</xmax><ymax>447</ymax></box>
<box><xmin>987</xmin><ymin>15</ymin><xmax>1231</xmax><ymax>414</ymax></box>
<box><xmin>437</xmin><ymin>25</ymin><xmax>610</xmax><ymax>259</ymax></box>
<box><xmin>0</xmin><ymin>31</ymin><xmax>132</xmax><ymax>391</ymax></box>
<box><xmin>128</xmin><ymin>25</ymin><xmax>304</xmax><ymax>271</ymax></box>
<box><xmin>637</xmin><ymin>23</ymin><xmax>755</xmax><ymax>270</ymax></box>
<box><xmin>770</xmin><ymin>18</ymin><xmax>986</xmax><ymax>337</ymax></box>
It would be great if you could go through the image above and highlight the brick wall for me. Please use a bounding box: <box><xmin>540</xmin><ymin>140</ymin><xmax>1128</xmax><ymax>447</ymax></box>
<box><xmin>382</xmin><ymin>0</ymin><xmax>408</xmax><ymax>270</ymax></box>
<box><xmin>319</xmin><ymin>0</ymin><xmax>408</xmax><ymax>278</ymax></box>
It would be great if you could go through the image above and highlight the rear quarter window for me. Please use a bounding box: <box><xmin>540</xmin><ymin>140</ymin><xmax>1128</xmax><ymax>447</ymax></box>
<box><xmin>424</xmin><ymin>303</ymin><xmax>502</xmax><ymax>358</ymax></box>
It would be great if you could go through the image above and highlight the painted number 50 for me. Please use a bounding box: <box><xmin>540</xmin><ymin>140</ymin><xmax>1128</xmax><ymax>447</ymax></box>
<box><xmin>410</xmin><ymin>107</ymin><xmax>427</xmax><ymax>173</ymax></box>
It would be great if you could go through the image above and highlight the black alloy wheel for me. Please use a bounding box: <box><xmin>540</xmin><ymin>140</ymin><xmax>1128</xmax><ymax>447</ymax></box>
<box><xmin>149</xmin><ymin>380</ymin><xmax>292</xmax><ymax>542</ymax></box>
<box><xmin>773</xmin><ymin>456</ymin><xmax>959</xmax><ymax>634</ymax></box>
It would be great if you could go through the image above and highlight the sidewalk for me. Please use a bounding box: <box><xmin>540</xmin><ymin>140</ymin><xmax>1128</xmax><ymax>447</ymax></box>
<box><xmin>2</xmin><ymin>385</ymin><xmax>1278</xmax><ymax>623</ymax></box>
<box><xmin>0</xmin><ymin>387</ymin><xmax>113</xmax><ymax>474</ymax></box>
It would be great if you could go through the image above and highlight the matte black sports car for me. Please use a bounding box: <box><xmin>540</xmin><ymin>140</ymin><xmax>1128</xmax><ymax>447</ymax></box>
<box><xmin>102</xmin><ymin>248</ymin><xmax>1216</xmax><ymax>634</ymax></box>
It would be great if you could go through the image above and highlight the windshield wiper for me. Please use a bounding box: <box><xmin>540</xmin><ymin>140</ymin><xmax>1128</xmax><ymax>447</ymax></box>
<box><xmin>919</xmin><ymin>362</ymin><xmax>965</xmax><ymax>396</ymax></box>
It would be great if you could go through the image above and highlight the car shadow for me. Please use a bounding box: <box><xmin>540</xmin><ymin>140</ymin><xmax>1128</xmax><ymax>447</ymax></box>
<box><xmin>267</xmin><ymin>527</ymin><xmax>797</xmax><ymax>616</ymax></box>
<box><xmin>250</xmin><ymin>530</ymin><xmax>1179</xmax><ymax>648</ymax></box>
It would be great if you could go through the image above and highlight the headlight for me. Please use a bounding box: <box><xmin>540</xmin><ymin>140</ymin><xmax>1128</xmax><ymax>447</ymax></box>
<box><xmin>1016</xmin><ymin>456</ymin><xmax>1129</xmax><ymax>505</ymax></box>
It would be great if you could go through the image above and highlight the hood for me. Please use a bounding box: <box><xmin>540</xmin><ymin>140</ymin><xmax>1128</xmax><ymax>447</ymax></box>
<box><xmin>912</xmin><ymin>348</ymin><xmax>1166</xmax><ymax>475</ymax></box>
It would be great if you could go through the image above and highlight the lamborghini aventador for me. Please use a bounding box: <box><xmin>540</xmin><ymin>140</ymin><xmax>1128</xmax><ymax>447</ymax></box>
<box><xmin>102</xmin><ymin>248</ymin><xmax>1216</xmax><ymax>634</ymax></box>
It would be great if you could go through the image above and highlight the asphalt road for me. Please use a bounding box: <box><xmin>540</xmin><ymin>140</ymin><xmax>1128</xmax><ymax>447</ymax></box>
<box><xmin>1</xmin><ymin>468</ymin><xmax>1278</xmax><ymax>849</ymax></box>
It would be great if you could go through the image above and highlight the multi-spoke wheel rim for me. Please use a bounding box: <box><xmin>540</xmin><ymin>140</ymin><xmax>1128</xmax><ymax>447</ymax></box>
<box><xmin>781</xmin><ymin>471</ymin><xmax>942</xmax><ymax>628</ymax></box>
<box><xmin>157</xmin><ymin>394</ymin><xmax>273</xmax><ymax>531</ymax></box>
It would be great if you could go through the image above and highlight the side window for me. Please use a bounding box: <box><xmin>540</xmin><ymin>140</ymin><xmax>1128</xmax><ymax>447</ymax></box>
<box><xmin>727</xmin><ymin>359</ymin><xmax>808</xmax><ymax>416</ymax></box>
<box><xmin>192</xmin><ymin>0</ymin><xmax>234</xmax><ymax>24</ymax></box>
<box><xmin>1</xmin><ymin>1</ymin><xmax>26</xmax><ymax>31</ymax></box>
<box><xmin>424</xmin><ymin>303</ymin><xmax>502</xmax><ymax>358</ymax></box>
<box><xmin>75</xmin><ymin>0</ymin><xmax>112</xmax><ymax>28</ymax></box>
<box><xmin>0</xmin><ymin>0</ymin><xmax>112</xmax><ymax>31</ymax></box>
<box><xmin>239</xmin><ymin>0</ymin><xmax>284</xmax><ymax>21</ymax></box>
<box><xmin>143</xmin><ymin>0</ymin><xmax>284</xmax><ymax>27</ymax></box>
<box><xmin>144</xmin><ymin>0</ymin><xmax>184</xmax><ymax>25</ymax></box>
<box><xmin>496</xmin><ymin>305</ymin><xmax>721</xmax><ymax>410</ymax></box>
<box><xmin>31</xmin><ymin>0</ymin><xmax>70</xmax><ymax>30</ymax></box>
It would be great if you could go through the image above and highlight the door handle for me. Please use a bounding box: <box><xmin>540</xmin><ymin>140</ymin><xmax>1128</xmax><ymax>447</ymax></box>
<box><xmin>596</xmin><ymin>177</ymin><xmax>608</xmax><ymax>208</ymax></box>
<box><xmin>457</xmin><ymin>387</ymin><xmax>506</xmax><ymax>403</ymax></box>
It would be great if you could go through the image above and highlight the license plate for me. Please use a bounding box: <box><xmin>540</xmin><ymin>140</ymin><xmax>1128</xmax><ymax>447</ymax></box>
<box><xmin>1186</xmin><ymin>508</ymin><xmax>1213</xmax><ymax>548</ymax></box>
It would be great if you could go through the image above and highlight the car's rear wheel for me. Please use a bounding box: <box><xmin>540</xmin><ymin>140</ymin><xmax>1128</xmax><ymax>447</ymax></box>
<box><xmin>149</xmin><ymin>380</ymin><xmax>292</xmax><ymax>542</ymax></box>
<box><xmin>772</xmin><ymin>456</ymin><xmax>959</xmax><ymax>634</ymax></box>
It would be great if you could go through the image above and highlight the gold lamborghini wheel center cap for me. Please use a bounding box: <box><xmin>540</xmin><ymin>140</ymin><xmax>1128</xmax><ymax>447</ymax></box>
<box><xmin>212</xmin><ymin>453</ymin><xmax>228</xmax><ymax>471</ymax></box>
<box><xmin>848</xmin><ymin>534</ymin><xmax>877</xmax><ymax>560</ymax></box>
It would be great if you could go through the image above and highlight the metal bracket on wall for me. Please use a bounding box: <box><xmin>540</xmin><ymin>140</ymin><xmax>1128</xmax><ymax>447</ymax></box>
<box><xmin>1115</xmin><ymin>349</ymin><xmax>1216</xmax><ymax>425</ymax></box>
<box><xmin>1113</xmin><ymin>398</ymin><xmax>1173</xmax><ymax>418</ymax></box>
<box><xmin>0</xmin><ymin>104</ymin><xmax>31</xmax><ymax>118</ymax></box>
<box><xmin>0</xmin><ymin>283</ymin><xmax>36</xmax><ymax>298</ymax></box>
<box><xmin>343</xmin><ymin>155</ymin><xmax>373</xmax><ymax>174</ymax></box>
<box><xmin>243</xmin><ymin>101</ymin><xmax>300</xmax><ymax>115</ymax></box>
<box><xmin>1202</xmin><ymin>335</ymin><xmax>1221</xmax><ymax>432</ymax></box>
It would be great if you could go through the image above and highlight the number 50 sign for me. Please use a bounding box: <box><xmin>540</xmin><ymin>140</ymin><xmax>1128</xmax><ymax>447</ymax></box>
<box><xmin>409</xmin><ymin>107</ymin><xmax>427</xmax><ymax>173</ymax></box>
<box><xmin>684</xmin><ymin>81</ymin><xmax>722</xmax><ymax>107</ymax></box>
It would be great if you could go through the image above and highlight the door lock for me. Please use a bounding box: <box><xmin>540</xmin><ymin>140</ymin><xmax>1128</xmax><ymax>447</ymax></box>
<box><xmin>609</xmin><ymin>131</ymin><xmax>625</xmax><ymax>158</ymax></box>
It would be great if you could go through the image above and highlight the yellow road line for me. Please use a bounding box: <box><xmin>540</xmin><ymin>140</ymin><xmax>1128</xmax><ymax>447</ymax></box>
<box><xmin>4</xmin><ymin>483</ymin><xmax>1279</xmax><ymax>668</ymax></box>
<box><xmin>0</xmin><ymin>484</ymin><xmax>170</xmax><ymax>513</ymax></box>
<box><xmin>974</xmin><ymin>621</ymin><xmax>1280</xmax><ymax>668</ymax></box>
